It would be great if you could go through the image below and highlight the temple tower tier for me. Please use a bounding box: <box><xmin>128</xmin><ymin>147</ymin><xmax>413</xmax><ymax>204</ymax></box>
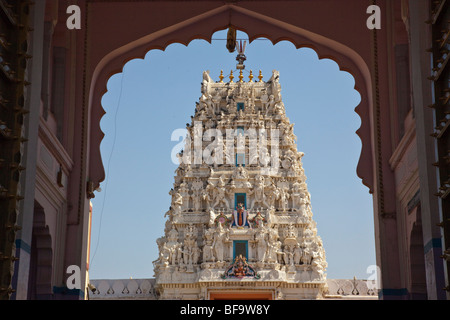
<box><xmin>153</xmin><ymin>70</ymin><xmax>328</xmax><ymax>300</ymax></box>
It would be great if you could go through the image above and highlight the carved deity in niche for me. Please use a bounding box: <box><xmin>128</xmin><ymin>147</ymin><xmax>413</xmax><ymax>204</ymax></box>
<box><xmin>212</xmin><ymin>93</ymin><xmax>222</xmax><ymax>114</ymax></box>
<box><xmin>212</xmin><ymin>177</ymin><xmax>230</xmax><ymax>209</ymax></box>
<box><xmin>201</xmin><ymin>70</ymin><xmax>212</xmax><ymax>95</ymax></box>
<box><xmin>191</xmin><ymin>178</ymin><xmax>203</xmax><ymax>211</ymax></box>
<box><xmin>293</xmin><ymin>244</ymin><xmax>302</xmax><ymax>265</ymax></box>
<box><xmin>277</xmin><ymin>185</ymin><xmax>290</xmax><ymax>212</ymax></box>
<box><xmin>178</xmin><ymin>182</ymin><xmax>190</xmax><ymax>211</ymax></box>
<box><xmin>212</xmin><ymin>223</ymin><xmax>229</xmax><ymax>262</ymax></box>
<box><xmin>291</xmin><ymin>181</ymin><xmax>304</xmax><ymax>212</ymax></box>
<box><xmin>183</xmin><ymin>224</ymin><xmax>199</xmax><ymax>269</ymax></box>
<box><xmin>232</xmin><ymin>202</ymin><xmax>250</xmax><ymax>228</ymax></box>
<box><xmin>260</xmin><ymin>90</ymin><xmax>269</xmax><ymax>110</ymax></box>
<box><xmin>255</xmin><ymin>223</ymin><xmax>268</xmax><ymax>263</ymax></box>
<box><xmin>264</xmin><ymin>95</ymin><xmax>275</xmax><ymax>116</ymax></box>
<box><xmin>250</xmin><ymin>175</ymin><xmax>270</xmax><ymax>210</ymax></box>
<box><xmin>202</xmin><ymin>228</ymin><xmax>215</xmax><ymax>263</ymax></box>
<box><xmin>170</xmin><ymin>189</ymin><xmax>183</xmax><ymax>215</ymax></box>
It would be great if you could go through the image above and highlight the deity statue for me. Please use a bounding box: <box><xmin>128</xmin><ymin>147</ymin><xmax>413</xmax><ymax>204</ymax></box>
<box><xmin>264</xmin><ymin>95</ymin><xmax>275</xmax><ymax>116</ymax></box>
<box><xmin>293</xmin><ymin>244</ymin><xmax>302</xmax><ymax>265</ymax></box>
<box><xmin>277</xmin><ymin>185</ymin><xmax>290</xmax><ymax>212</ymax></box>
<box><xmin>178</xmin><ymin>182</ymin><xmax>190</xmax><ymax>211</ymax></box>
<box><xmin>265</xmin><ymin>182</ymin><xmax>279</xmax><ymax>208</ymax></box>
<box><xmin>170</xmin><ymin>189</ymin><xmax>183</xmax><ymax>215</ymax></box>
<box><xmin>212</xmin><ymin>183</ymin><xmax>230</xmax><ymax>209</ymax></box>
<box><xmin>212</xmin><ymin>223</ymin><xmax>228</xmax><ymax>262</ymax></box>
<box><xmin>212</xmin><ymin>90</ymin><xmax>222</xmax><ymax>114</ymax></box>
<box><xmin>191</xmin><ymin>178</ymin><xmax>204</xmax><ymax>211</ymax></box>
<box><xmin>167</xmin><ymin>225</ymin><xmax>179</xmax><ymax>243</ymax></box>
<box><xmin>202</xmin><ymin>189</ymin><xmax>212</xmax><ymax>211</ymax></box>
<box><xmin>260</xmin><ymin>90</ymin><xmax>269</xmax><ymax>110</ymax></box>
<box><xmin>255</xmin><ymin>224</ymin><xmax>268</xmax><ymax>262</ymax></box>
<box><xmin>291</xmin><ymin>181</ymin><xmax>303</xmax><ymax>211</ymax></box>
<box><xmin>202</xmin><ymin>228</ymin><xmax>215</xmax><ymax>262</ymax></box>
<box><xmin>250</xmin><ymin>175</ymin><xmax>270</xmax><ymax>209</ymax></box>
<box><xmin>231</xmin><ymin>202</ymin><xmax>250</xmax><ymax>228</ymax></box>
<box><xmin>201</xmin><ymin>70</ymin><xmax>213</xmax><ymax>95</ymax></box>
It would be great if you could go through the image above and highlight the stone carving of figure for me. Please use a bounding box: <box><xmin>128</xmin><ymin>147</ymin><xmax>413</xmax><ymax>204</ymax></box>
<box><xmin>202</xmin><ymin>189</ymin><xmax>213</xmax><ymax>211</ymax></box>
<box><xmin>212</xmin><ymin>223</ymin><xmax>228</xmax><ymax>262</ymax></box>
<box><xmin>266</xmin><ymin>206</ymin><xmax>276</xmax><ymax>227</ymax></box>
<box><xmin>233</xmin><ymin>165</ymin><xmax>248</xmax><ymax>180</ymax></box>
<box><xmin>170</xmin><ymin>189</ymin><xmax>183</xmax><ymax>215</ymax></box>
<box><xmin>291</xmin><ymin>181</ymin><xmax>304</xmax><ymax>212</ymax></box>
<box><xmin>311</xmin><ymin>240</ymin><xmax>326</xmax><ymax>280</ymax></box>
<box><xmin>184</xmin><ymin>164</ymin><xmax>193</xmax><ymax>177</ymax></box>
<box><xmin>267</xmin><ymin>226</ymin><xmax>279</xmax><ymax>260</ymax></box>
<box><xmin>192</xmin><ymin>245</ymin><xmax>201</xmax><ymax>265</ymax></box>
<box><xmin>281</xmin><ymin>123</ymin><xmax>296</xmax><ymax>145</ymax></box>
<box><xmin>284</xmin><ymin>245</ymin><xmax>295</xmax><ymax>267</ymax></box>
<box><xmin>226</xmin><ymin>98</ymin><xmax>236</xmax><ymax>114</ymax></box>
<box><xmin>202</xmin><ymin>228</ymin><xmax>215</xmax><ymax>262</ymax></box>
<box><xmin>277</xmin><ymin>185</ymin><xmax>290</xmax><ymax>212</ymax></box>
<box><xmin>301</xmin><ymin>246</ymin><xmax>312</xmax><ymax>265</ymax></box>
<box><xmin>265</xmin><ymin>95</ymin><xmax>275</xmax><ymax>116</ymax></box>
<box><xmin>201</xmin><ymin>70</ymin><xmax>213</xmax><ymax>95</ymax></box>
<box><xmin>246</xmin><ymin>96</ymin><xmax>255</xmax><ymax>114</ymax></box>
<box><xmin>283</xmin><ymin>223</ymin><xmax>298</xmax><ymax>240</ymax></box>
<box><xmin>212</xmin><ymin>177</ymin><xmax>230</xmax><ymax>209</ymax></box>
<box><xmin>258</xmin><ymin>143</ymin><xmax>271</xmax><ymax>167</ymax></box>
<box><xmin>275</xmin><ymin>241</ymin><xmax>285</xmax><ymax>264</ymax></box>
<box><xmin>175</xmin><ymin>244</ymin><xmax>183</xmax><ymax>266</ymax></box>
<box><xmin>250</xmin><ymin>175</ymin><xmax>270</xmax><ymax>209</ymax></box>
<box><xmin>191</xmin><ymin>178</ymin><xmax>203</xmax><ymax>211</ymax></box>
<box><xmin>266</xmin><ymin>242</ymin><xmax>278</xmax><ymax>264</ymax></box>
<box><xmin>255</xmin><ymin>223</ymin><xmax>268</xmax><ymax>263</ymax></box>
<box><xmin>273</xmin><ymin>101</ymin><xmax>285</xmax><ymax>117</ymax></box>
<box><xmin>270</xmin><ymin>70</ymin><xmax>281</xmax><ymax>101</ymax></box>
<box><xmin>260</xmin><ymin>91</ymin><xmax>269</xmax><ymax>111</ymax></box>
<box><xmin>212</xmin><ymin>90</ymin><xmax>222</xmax><ymax>114</ymax></box>
<box><xmin>281</xmin><ymin>149</ymin><xmax>295</xmax><ymax>169</ymax></box>
<box><xmin>167</xmin><ymin>225</ymin><xmax>179</xmax><ymax>243</ymax></box>
<box><xmin>182</xmin><ymin>224</ymin><xmax>199</xmax><ymax>268</ymax></box>
<box><xmin>265</xmin><ymin>182</ymin><xmax>279</xmax><ymax>208</ymax></box>
<box><xmin>178</xmin><ymin>182</ymin><xmax>190</xmax><ymax>211</ymax></box>
<box><xmin>223</xmin><ymin>137</ymin><xmax>234</xmax><ymax>165</ymax></box>
<box><xmin>160</xmin><ymin>242</ymin><xmax>171</xmax><ymax>267</ymax></box>
<box><xmin>207</xmin><ymin>208</ymin><xmax>216</xmax><ymax>227</ymax></box>
<box><xmin>154</xmin><ymin>237</ymin><xmax>168</xmax><ymax>268</ymax></box>
<box><xmin>201</xmin><ymin>94</ymin><xmax>215</xmax><ymax>117</ymax></box>
<box><xmin>293</xmin><ymin>244</ymin><xmax>302</xmax><ymax>265</ymax></box>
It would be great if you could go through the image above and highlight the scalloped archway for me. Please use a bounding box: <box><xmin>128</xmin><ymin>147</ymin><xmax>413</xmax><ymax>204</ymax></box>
<box><xmin>87</xmin><ymin>4</ymin><xmax>374</xmax><ymax>193</ymax></box>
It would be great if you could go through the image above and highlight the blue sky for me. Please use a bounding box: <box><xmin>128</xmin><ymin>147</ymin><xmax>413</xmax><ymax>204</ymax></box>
<box><xmin>89</xmin><ymin>30</ymin><xmax>376</xmax><ymax>280</ymax></box>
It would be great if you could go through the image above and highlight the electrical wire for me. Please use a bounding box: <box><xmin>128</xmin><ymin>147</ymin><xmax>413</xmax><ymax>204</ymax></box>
<box><xmin>90</xmin><ymin>71</ymin><xmax>125</xmax><ymax>267</ymax></box>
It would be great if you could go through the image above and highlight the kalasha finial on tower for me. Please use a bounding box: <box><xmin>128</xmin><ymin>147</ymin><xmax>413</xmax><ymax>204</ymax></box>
<box><xmin>236</xmin><ymin>40</ymin><xmax>247</xmax><ymax>70</ymax></box>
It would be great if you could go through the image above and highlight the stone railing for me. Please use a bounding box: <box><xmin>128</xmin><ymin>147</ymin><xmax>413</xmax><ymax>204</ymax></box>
<box><xmin>324</xmin><ymin>278</ymin><xmax>379</xmax><ymax>299</ymax></box>
<box><xmin>88</xmin><ymin>279</ymin><xmax>157</xmax><ymax>300</ymax></box>
<box><xmin>88</xmin><ymin>278</ymin><xmax>378</xmax><ymax>300</ymax></box>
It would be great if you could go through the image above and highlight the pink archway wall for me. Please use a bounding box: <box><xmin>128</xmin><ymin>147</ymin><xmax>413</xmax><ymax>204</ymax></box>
<box><xmin>77</xmin><ymin>0</ymin><xmax>398</xmax><ymax>295</ymax></box>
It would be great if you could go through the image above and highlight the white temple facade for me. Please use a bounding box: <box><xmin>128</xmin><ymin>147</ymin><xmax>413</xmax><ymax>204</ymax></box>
<box><xmin>152</xmin><ymin>69</ymin><xmax>328</xmax><ymax>300</ymax></box>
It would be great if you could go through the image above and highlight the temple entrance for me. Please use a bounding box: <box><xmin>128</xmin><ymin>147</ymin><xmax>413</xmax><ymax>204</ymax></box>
<box><xmin>209</xmin><ymin>292</ymin><xmax>273</xmax><ymax>300</ymax></box>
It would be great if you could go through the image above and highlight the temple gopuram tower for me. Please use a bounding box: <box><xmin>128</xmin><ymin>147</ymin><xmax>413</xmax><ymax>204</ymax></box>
<box><xmin>153</xmin><ymin>67</ymin><xmax>328</xmax><ymax>300</ymax></box>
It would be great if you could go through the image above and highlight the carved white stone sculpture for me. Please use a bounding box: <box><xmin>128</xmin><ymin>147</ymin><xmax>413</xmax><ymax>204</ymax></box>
<box><xmin>154</xmin><ymin>70</ymin><xmax>327</xmax><ymax>300</ymax></box>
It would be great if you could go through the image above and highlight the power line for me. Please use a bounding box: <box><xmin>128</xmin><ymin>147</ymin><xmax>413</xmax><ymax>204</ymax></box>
<box><xmin>90</xmin><ymin>71</ymin><xmax>125</xmax><ymax>267</ymax></box>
